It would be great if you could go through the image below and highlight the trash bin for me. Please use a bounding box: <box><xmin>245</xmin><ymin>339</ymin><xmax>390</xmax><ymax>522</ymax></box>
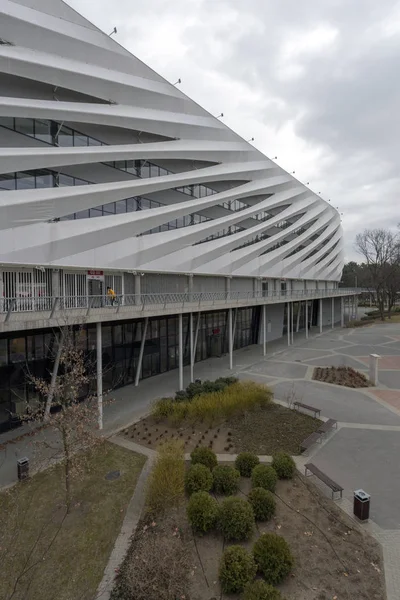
<box><xmin>354</xmin><ymin>489</ymin><xmax>370</xmax><ymax>521</ymax></box>
<box><xmin>17</xmin><ymin>457</ymin><xmax>29</xmax><ymax>481</ymax></box>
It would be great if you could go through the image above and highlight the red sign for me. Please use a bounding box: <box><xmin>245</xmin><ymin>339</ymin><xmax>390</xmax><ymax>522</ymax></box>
<box><xmin>87</xmin><ymin>270</ymin><xmax>104</xmax><ymax>281</ymax></box>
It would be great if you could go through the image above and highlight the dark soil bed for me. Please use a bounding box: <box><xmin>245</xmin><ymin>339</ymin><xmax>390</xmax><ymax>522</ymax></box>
<box><xmin>313</xmin><ymin>366</ymin><xmax>371</xmax><ymax>388</ymax></box>
<box><xmin>121</xmin><ymin>403</ymin><xmax>321</xmax><ymax>456</ymax></box>
<box><xmin>113</xmin><ymin>475</ymin><xmax>385</xmax><ymax>600</ymax></box>
<box><xmin>190</xmin><ymin>475</ymin><xmax>385</xmax><ymax>600</ymax></box>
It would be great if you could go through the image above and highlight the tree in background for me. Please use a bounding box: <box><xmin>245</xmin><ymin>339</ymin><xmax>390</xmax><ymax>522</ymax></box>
<box><xmin>355</xmin><ymin>228</ymin><xmax>400</xmax><ymax>320</ymax></box>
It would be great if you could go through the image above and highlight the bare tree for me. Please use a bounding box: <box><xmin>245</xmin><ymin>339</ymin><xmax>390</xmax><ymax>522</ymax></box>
<box><xmin>27</xmin><ymin>326</ymin><xmax>103</xmax><ymax>512</ymax></box>
<box><xmin>355</xmin><ymin>229</ymin><xmax>400</xmax><ymax>320</ymax></box>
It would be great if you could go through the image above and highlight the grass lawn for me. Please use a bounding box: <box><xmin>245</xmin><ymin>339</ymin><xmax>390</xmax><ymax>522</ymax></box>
<box><xmin>0</xmin><ymin>442</ymin><xmax>146</xmax><ymax>600</ymax></box>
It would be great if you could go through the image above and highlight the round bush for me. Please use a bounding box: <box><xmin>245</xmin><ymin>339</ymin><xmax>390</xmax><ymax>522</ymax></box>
<box><xmin>235</xmin><ymin>452</ymin><xmax>260</xmax><ymax>477</ymax></box>
<box><xmin>243</xmin><ymin>580</ymin><xmax>284</xmax><ymax>600</ymax></box>
<box><xmin>248</xmin><ymin>487</ymin><xmax>276</xmax><ymax>521</ymax></box>
<box><xmin>187</xmin><ymin>491</ymin><xmax>219</xmax><ymax>533</ymax></box>
<box><xmin>253</xmin><ymin>533</ymin><xmax>294</xmax><ymax>585</ymax></box>
<box><xmin>271</xmin><ymin>452</ymin><xmax>296</xmax><ymax>479</ymax></box>
<box><xmin>213</xmin><ymin>465</ymin><xmax>240</xmax><ymax>495</ymax></box>
<box><xmin>190</xmin><ymin>447</ymin><xmax>218</xmax><ymax>470</ymax></box>
<box><xmin>251</xmin><ymin>465</ymin><xmax>278</xmax><ymax>492</ymax></box>
<box><xmin>185</xmin><ymin>463</ymin><xmax>213</xmax><ymax>495</ymax></box>
<box><xmin>219</xmin><ymin>496</ymin><xmax>255</xmax><ymax>541</ymax></box>
<box><xmin>219</xmin><ymin>545</ymin><xmax>257</xmax><ymax>593</ymax></box>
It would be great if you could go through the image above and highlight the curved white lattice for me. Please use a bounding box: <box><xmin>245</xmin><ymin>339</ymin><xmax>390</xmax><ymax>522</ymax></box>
<box><xmin>0</xmin><ymin>0</ymin><xmax>344</xmax><ymax>281</ymax></box>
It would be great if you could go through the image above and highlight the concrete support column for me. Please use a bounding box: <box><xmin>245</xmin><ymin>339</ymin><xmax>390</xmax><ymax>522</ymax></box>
<box><xmin>187</xmin><ymin>274</ymin><xmax>194</xmax><ymax>301</ymax></box>
<box><xmin>319</xmin><ymin>298</ymin><xmax>323</xmax><ymax>333</ymax></box>
<box><xmin>287</xmin><ymin>302</ymin><xmax>291</xmax><ymax>346</ymax></box>
<box><xmin>96</xmin><ymin>322</ymin><xmax>103</xmax><ymax>430</ymax></box>
<box><xmin>355</xmin><ymin>294</ymin><xmax>359</xmax><ymax>319</ymax></box>
<box><xmin>189</xmin><ymin>312</ymin><xmax>194</xmax><ymax>383</ymax></box>
<box><xmin>135</xmin><ymin>317</ymin><xmax>148</xmax><ymax>386</ymax></box>
<box><xmin>44</xmin><ymin>329</ymin><xmax>64</xmax><ymax>420</ymax></box>
<box><xmin>341</xmin><ymin>297</ymin><xmax>345</xmax><ymax>328</ymax></box>
<box><xmin>51</xmin><ymin>269</ymin><xmax>60</xmax><ymax>299</ymax></box>
<box><xmin>228</xmin><ymin>307</ymin><xmax>233</xmax><ymax>369</ymax></box>
<box><xmin>134</xmin><ymin>274</ymin><xmax>141</xmax><ymax>306</ymax></box>
<box><xmin>263</xmin><ymin>304</ymin><xmax>267</xmax><ymax>356</ymax></box>
<box><xmin>225</xmin><ymin>277</ymin><xmax>231</xmax><ymax>300</ymax></box>
<box><xmin>331</xmin><ymin>297</ymin><xmax>335</xmax><ymax>329</ymax></box>
<box><xmin>305</xmin><ymin>300</ymin><xmax>309</xmax><ymax>339</ymax></box>
<box><xmin>296</xmin><ymin>302</ymin><xmax>301</xmax><ymax>333</ymax></box>
<box><xmin>291</xmin><ymin>302</ymin><xmax>294</xmax><ymax>344</ymax></box>
<box><xmin>178</xmin><ymin>313</ymin><xmax>184</xmax><ymax>390</ymax></box>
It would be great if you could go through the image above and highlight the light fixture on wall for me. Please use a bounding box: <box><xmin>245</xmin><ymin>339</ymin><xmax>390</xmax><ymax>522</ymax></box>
<box><xmin>173</xmin><ymin>78</ymin><xmax>182</xmax><ymax>85</ymax></box>
<box><xmin>108</xmin><ymin>27</ymin><xmax>117</xmax><ymax>36</ymax></box>
<box><xmin>247</xmin><ymin>137</ymin><xmax>255</xmax><ymax>142</ymax></box>
<box><xmin>215</xmin><ymin>112</ymin><xmax>224</xmax><ymax>119</ymax></box>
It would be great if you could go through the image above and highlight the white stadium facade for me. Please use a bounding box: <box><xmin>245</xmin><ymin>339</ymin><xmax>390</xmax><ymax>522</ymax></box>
<box><xmin>0</xmin><ymin>0</ymin><xmax>356</xmax><ymax>431</ymax></box>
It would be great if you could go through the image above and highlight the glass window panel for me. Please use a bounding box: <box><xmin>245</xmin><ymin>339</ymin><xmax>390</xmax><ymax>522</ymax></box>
<box><xmin>74</xmin><ymin>133</ymin><xmax>89</xmax><ymax>146</ymax></box>
<box><xmin>88</xmin><ymin>137</ymin><xmax>101</xmax><ymax>146</ymax></box>
<box><xmin>57</xmin><ymin>125</ymin><xmax>73</xmax><ymax>147</ymax></box>
<box><xmin>0</xmin><ymin>173</ymin><xmax>16</xmax><ymax>190</ymax></box>
<box><xmin>0</xmin><ymin>116</ymin><xmax>14</xmax><ymax>129</ymax></box>
<box><xmin>90</xmin><ymin>208</ymin><xmax>103</xmax><ymax>218</ymax></box>
<box><xmin>103</xmin><ymin>202</ymin><xmax>116</xmax><ymax>214</ymax></box>
<box><xmin>141</xmin><ymin>198</ymin><xmax>150</xmax><ymax>210</ymax></box>
<box><xmin>34</xmin><ymin>119</ymin><xmax>52</xmax><ymax>143</ymax></box>
<box><xmin>9</xmin><ymin>337</ymin><xmax>26</xmax><ymax>363</ymax></box>
<box><xmin>126</xmin><ymin>198</ymin><xmax>137</xmax><ymax>212</ymax></box>
<box><xmin>0</xmin><ymin>339</ymin><xmax>7</xmax><ymax>365</ymax></box>
<box><xmin>15</xmin><ymin>118</ymin><xmax>34</xmax><ymax>137</ymax></box>
<box><xmin>35</xmin><ymin>170</ymin><xmax>53</xmax><ymax>188</ymax></box>
<box><xmin>141</xmin><ymin>164</ymin><xmax>150</xmax><ymax>178</ymax></box>
<box><xmin>176</xmin><ymin>216</ymin><xmax>184</xmax><ymax>228</ymax></box>
<box><xmin>58</xmin><ymin>174</ymin><xmax>74</xmax><ymax>187</ymax></box>
<box><xmin>150</xmin><ymin>164</ymin><xmax>159</xmax><ymax>177</ymax></box>
<box><xmin>114</xmin><ymin>161</ymin><xmax>126</xmax><ymax>171</ymax></box>
<box><xmin>116</xmin><ymin>199</ymin><xmax>127</xmax><ymax>213</ymax></box>
<box><xmin>16</xmin><ymin>172</ymin><xmax>35</xmax><ymax>190</ymax></box>
<box><xmin>74</xmin><ymin>178</ymin><xmax>88</xmax><ymax>186</ymax></box>
<box><xmin>75</xmin><ymin>210</ymin><xmax>89</xmax><ymax>219</ymax></box>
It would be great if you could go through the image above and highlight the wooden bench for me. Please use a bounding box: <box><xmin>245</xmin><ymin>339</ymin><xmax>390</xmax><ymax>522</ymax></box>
<box><xmin>317</xmin><ymin>418</ymin><xmax>337</xmax><ymax>436</ymax></box>
<box><xmin>304</xmin><ymin>463</ymin><xmax>343</xmax><ymax>500</ymax></box>
<box><xmin>300</xmin><ymin>432</ymin><xmax>321</xmax><ymax>453</ymax></box>
<box><xmin>293</xmin><ymin>401</ymin><xmax>321</xmax><ymax>418</ymax></box>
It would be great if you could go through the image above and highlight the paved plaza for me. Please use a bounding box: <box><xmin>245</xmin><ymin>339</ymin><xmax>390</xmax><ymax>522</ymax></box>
<box><xmin>2</xmin><ymin>320</ymin><xmax>400</xmax><ymax>597</ymax></box>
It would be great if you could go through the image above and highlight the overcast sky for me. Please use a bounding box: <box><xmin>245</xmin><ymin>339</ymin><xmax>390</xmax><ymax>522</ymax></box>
<box><xmin>68</xmin><ymin>0</ymin><xmax>400</xmax><ymax>262</ymax></box>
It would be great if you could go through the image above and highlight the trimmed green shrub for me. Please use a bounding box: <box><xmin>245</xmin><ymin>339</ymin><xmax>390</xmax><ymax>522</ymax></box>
<box><xmin>271</xmin><ymin>452</ymin><xmax>296</xmax><ymax>479</ymax></box>
<box><xmin>212</xmin><ymin>465</ymin><xmax>240</xmax><ymax>495</ymax></box>
<box><xmin>235</xmin><ymin>452</ymin><xmax>260</xmax><ymax>477</ymax></box>
<box><xmin>219</xmin><ymin>545</ymin><xmax>257</xmax><ymax>593</ymax></box>
<box><xmin>253</xmin><ymin>533</ymin><xmax>294</xmax><ymax>584</ymax></box>
<box><xmin>248</xmin><ymin>487</ymin><xmax>276</xmax><ymax>521</ymax></box>
<box><xmin>243</xmin><ymin>580</ymin><xmax>284</xmax><ymax>600</ymax></box>
<box><xmin>187</xmin><ymin>491</ymin><xmax>219</xmax><ymax>533</ymax></box>
<box><xmin>251</xmin><ymin>465</ymin><xmax>278</xmax><ymax>492</ymax></box>
<box><xmin>219</xmin><ymin>496</ymin><xmax>255</xmax><ymax>541</ymax></box>
<box><xmin>185</xmin><ymin>463</ymin><xmax>213</xmax><ymax>495</ymax></box>
<box><xmin>190</xmin><ymin>447</ymin><xmax>218</xmax><ymax>470</ymax></box>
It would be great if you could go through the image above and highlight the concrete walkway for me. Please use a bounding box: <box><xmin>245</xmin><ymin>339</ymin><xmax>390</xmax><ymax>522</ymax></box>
<box><xmin>237</xmin><ymin>322</ymin><xmax>400</xmax><ymax>600</ymax></box>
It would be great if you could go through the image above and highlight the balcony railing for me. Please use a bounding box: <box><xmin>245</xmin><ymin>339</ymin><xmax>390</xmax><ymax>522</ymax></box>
<box><xmin>0</xmin><ymin>288</ymin><xmax>359</xmax><ymax>324</ymax></box>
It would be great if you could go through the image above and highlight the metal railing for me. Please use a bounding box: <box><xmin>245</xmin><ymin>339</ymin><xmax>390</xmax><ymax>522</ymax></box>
<box><xmin>0</xmin><ymin>288</ymin><xmax>359</xmax><ymax>322</ymax></box>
